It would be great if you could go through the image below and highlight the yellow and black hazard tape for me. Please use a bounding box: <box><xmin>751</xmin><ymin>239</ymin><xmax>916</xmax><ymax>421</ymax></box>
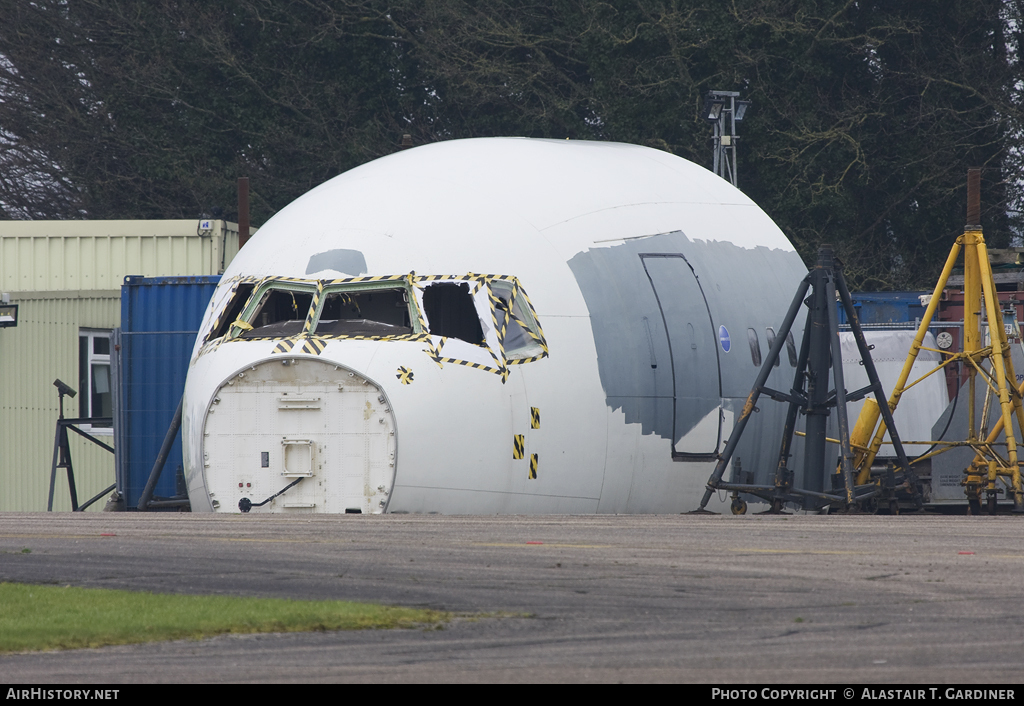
<box><xmin>416</xmin><ymin>274</ymin><xmax>462</xmax><ymax>283</ymax></box>
<box><xmin>467</xmin><ymin>273</ymin><xmax>515</xmax><ymax>283</ymax></box>
<box><xmin>301</xmin><ymin>337</ymin><xmax>328</xmax><ymax>355</ymax></box>
<box><xmin>513</xmin><ymin>434</ymin><xmax>525</xmax><ymax>459</ymax></box>
<box><xmin>396</xmin><ymin>366</ymin><xmax>414</xmax><ymax>384</ymax></box>
<box><xmin>204</xmin><ymin>273</ymin><xmax>548</xmax><ymax>382</ymax></box>
<box><xmin>422</xmin><ymin>335</ymin><xmax>505</xmax><ymax>378</ymax></box>
<box><xmin>303</xmin><ymin>282</ymin><xmax>323</xmax><ymax>335</ymax></box>
<box><xmin>322</xmin><ymin>273</ymin><xmax>413</xmax><ymax>285</ymax></box>
<box><xmin>202</xmin><ymin>283</ymin><xmax>237</xmax><ymax>344</ymax></box>
<box><xmin>423</xmin><ymin>336</ymin><xmax>454</xmax><ymax>366</ymax></box>
<box><xmin>238</xmin><ymin>331</ymin><xmax>428</xmax><ymax>345</ymax></box>
<box><xmin>515</xmin><ymin>288</ymin><xmax>548</xmax><ymax>353</ymax></box>
<box><xmin>429</xmin><ymin>356</ymin><xmax>505</xmax><ymax>377</ymax></box>
<box><xmin>488</xmin><ymin>291</ymin><xmax>511</xmax><ymax>364</ymax></box>
<box><xmin>531</xmin><ymin>407</ymin><xmax>540</xmax><ymax>429</ymax></box>
<box><xmin>484</xmin><ymin>342</ymin><xmax>504</xmax><ymax>370</ymax></box>
<box><xmin>508</xmin><ymin>352</ymin><xmax>548</xmax><ymax>365</ymax></box>
<box><xmin>412</xmin><ymin>292</ymin><xmax>430</xmax><ymax>332</ymax></box>
<box><xmin>505</xmin><ymin>309</ymin><xmax>550</xmax><ymax>358</ymax></box>
<box><xmin>529</xmin><ymin>453</ymin><xmax>538</xmax><ymax>479</ymax></box>
<box><xmin>266</xmin><ymin>335</ymin><xmax>342</xmax><ymax>356</ymax></box>
<box><xmin>202</xmin><ymin>280</ymin><xmax>263</xmax><ymax>344</ymax></box>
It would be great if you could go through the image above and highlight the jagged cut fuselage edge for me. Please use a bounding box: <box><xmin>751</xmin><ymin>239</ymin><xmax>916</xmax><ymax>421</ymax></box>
<box><xmin>182</xmin><ymin>138</ymin><xmax>808</xmax><ymax>514</ymax></box>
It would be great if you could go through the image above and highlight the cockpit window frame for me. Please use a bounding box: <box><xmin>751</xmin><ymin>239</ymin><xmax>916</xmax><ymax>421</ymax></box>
<box><xmin>227</xmin><ymin>280</ymin><xmax>319</xmax><ymax>340</ymax></box>
<box><xmin>202</xmin><ymin>272</ymin><xmax>549</xmax><ymax>382</ymax></box>
<box><xmin>311</xmin><ymin>280</ymin><xmax>424</xmax><ymax>337</ymax></box>
<box><xmin>488</xmin><ymin>279</ymin><xmax>546</xmax><ymax>363</ymax></box>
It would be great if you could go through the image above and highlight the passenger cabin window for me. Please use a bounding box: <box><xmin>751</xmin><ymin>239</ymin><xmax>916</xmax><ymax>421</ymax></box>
<box><xmin>422</xmin><ymin>282</ymin><xmax>484</xmax><ymax>345</ymax></box>
<box><xmin>489</xmin><ymin>281</ymin><xmax>544</xmax><ymax>359</ymax></box>
<box><xmin>239</xmin><ymin>287</ymin><xmax>314</xmax><ymax>338</ymax></box>
<box><xmin>765</xmin><ymin>327</ymin><xmax>781</xmax><ymax>367</ymax></box>
<box><xmin>747</xmin><ymin>328</ymin><xmax>762</xmax><ymax>367</ymax></box>
<box><xmin>786</xmin><ymin>332</ymin><xmax>798</xmax><ymax>367</ymax></box>
<box><xmin>315</xmin><ymin>288</ymin><xmax>413</xmax><ymax>336</ymax></box>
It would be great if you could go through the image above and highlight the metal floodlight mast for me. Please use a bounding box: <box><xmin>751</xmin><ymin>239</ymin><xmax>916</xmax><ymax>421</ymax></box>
<box><xmin>704</xmin><ymin>90</ymin><xmax>750</xmax><ymax>188</ymax></box>
<box><xmin>701</xmin><ymin>96</ymin><xmax>725</xmax><ymax>122</ymax></box>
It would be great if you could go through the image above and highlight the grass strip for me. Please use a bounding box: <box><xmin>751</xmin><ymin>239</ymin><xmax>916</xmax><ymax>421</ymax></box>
<box><xmin>0</xmin><ymin>582</ymin><xmax>448</xmax><ymax>653</ymax></box>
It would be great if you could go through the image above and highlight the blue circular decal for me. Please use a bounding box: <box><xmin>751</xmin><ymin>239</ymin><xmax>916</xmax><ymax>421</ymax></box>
<box><xmin>719</xmin><ymin>325</ymin><xmax>731</xmax><ymax>353</ymax></box>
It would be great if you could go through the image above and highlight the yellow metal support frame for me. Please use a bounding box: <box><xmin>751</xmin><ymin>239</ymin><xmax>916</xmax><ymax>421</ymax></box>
<box><xmin>848</xmin><ymin>207</ymin><xmax>1024</xmax><ymax>512</ymax></box>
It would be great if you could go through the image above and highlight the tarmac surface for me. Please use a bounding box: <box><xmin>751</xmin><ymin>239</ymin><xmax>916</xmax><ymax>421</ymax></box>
<box><xmin>0</xmin><ymin>511</ymin><xmax>1022</xmax><ymax>684</ymax></box>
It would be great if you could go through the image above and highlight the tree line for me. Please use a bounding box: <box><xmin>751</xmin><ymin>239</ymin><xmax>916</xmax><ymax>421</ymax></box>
<box><xmin>1</xmin><ymin>0</ymin><xmax>1020</xmax><ymax>289</ymax></box>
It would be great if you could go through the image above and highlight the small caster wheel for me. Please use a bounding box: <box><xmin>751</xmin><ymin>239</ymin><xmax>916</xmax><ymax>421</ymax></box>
<box><xmin>731</xmin><ymin>498</ymin><xmax>747</xmax><ymax>515</ymax></box>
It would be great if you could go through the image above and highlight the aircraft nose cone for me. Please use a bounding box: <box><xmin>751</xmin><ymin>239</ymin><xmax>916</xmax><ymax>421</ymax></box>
<box><xmin>199</xmin><ymin>357</ymin><xmax>396</xmax><ymax>514</ymax></box>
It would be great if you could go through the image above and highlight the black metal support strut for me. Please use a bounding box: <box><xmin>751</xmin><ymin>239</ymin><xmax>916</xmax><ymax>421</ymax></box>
<box><xmin>696</xmin><ymin>246</ymin><xmax>921</xmax><ymax>513</ymax></box>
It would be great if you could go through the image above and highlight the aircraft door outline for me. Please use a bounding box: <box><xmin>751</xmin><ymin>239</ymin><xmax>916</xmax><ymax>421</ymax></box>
<box><xmin>640</xmin><ymin>254</ymin><xmax>723</xmax><ymax>460</ymax></box>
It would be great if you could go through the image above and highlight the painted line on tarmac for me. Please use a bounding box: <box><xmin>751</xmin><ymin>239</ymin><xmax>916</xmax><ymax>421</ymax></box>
<box><xmin>472</xmin><ymin>542</ymin><xmax>615</xmax><ymax>549</ymax></box>
<box><xmin>729</xmin><ymin>548</ymin><xmax>869</xmax><ymax>555</ymax></box>
<box><xmin>0</xmin><ymin>534</ymin><xmax>117</xmax><ymax>540</ymax></box>
<box><xmin>0</xmin><ymin>534</ymin><xmax>327</xmax><ymax>544</ymax></box>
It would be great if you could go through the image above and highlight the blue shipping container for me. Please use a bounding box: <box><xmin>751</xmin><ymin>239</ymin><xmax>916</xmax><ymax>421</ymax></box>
<box><xmin>117</xmin><ymin>275</ymin><xmax>219</xmax><ymax>509</ymax></box>
<box><xmin>837</xmin><ymin>291</ymin><xmax>928</xmax><ymax>326</ymax></box>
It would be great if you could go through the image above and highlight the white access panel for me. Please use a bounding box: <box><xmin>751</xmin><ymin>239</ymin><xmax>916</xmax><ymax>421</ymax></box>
<box><xmin>202</xmin><ymin>357</ymin><xmax>396</xmax><ymax>513</ymax></box>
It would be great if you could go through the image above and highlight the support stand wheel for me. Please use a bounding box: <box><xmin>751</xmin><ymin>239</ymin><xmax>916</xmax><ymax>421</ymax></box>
<box><xmin>968</xmin><ymin>497</ymin><xmax>981</xmax><ymax>515</ymax></box>
<box><xmin>988</xmin><ymin>494</ymin><xmax>998</xmax><ymax>515</ymax></box>
<box><xmin>730</xmin><ymin>498</ymin><xmax>748</xmax><ymax>515</ymax></box>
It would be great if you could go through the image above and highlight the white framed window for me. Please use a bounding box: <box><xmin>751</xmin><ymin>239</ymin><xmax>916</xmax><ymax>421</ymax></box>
<box><xmin>79</xmin><ymin>329</ymin><xmax>112</xmax><ymax>431</ymax></box>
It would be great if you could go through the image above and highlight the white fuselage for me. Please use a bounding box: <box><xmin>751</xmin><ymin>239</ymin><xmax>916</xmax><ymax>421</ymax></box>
<box><xmin>182</xmin><ymin>138</ymin><xmax>808</xmax><ymax>514</ymax></box>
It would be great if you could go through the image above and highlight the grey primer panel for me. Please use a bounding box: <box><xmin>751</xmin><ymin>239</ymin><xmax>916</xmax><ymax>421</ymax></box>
<box><xmin>567</xmin><ymin>232</ymin><xmax>808</xmax><ymax>472</ymax></box>
<box><xmin>642</xmin><ymin>254</ymin><xmax>721</xmax><ymax>455</ymax></box>
<box><xmin>306</xmin><ymin>249</ymin><xmax>368</xmax><ymax>276</ymax></box>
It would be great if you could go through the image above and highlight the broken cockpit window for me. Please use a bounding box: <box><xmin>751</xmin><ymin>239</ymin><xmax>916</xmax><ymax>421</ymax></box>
<box><xmin>314</xmin><ymin>287</ymin><xmax>414</xmax><ymax>336</ymax></box>
<box><xmin>209</xmin><ymin>282</ymin><xmax>255</xmax><ymax>340</ymax></box>
<box><xmin>235</xmin><ymin>285</ymin><xmax>315</xmax><ymax>338</ymax></box>
<box><xmin>489</xmin><ymin>281</ymin><xmax>544</xmax><ymax>359</ymax></box>
<box><xmin>421</xmin><ymin>282</ymin><xmax>484</xmax><ymax>345</ymax></box>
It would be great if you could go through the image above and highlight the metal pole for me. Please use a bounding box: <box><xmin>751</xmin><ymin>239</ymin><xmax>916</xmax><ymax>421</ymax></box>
<box><xmin>47</xmin><ymin>423</ymin><xmax>61</xmax><ymax>512</ymax></box>
<box><xmin>730</xmin><ymin>95</ymin><xmax>738</xmax><ymax>188</ymax></box>
<box><xmin>238</xmin><ymin>177</ymin><xmax>250</xmax><ymax>249</ymax></box>
<box><xmin>137</xmin><ymin>396</ymin><xmax>184</xmax><ymax>511</ymax></box>
<box><xmin>835</xmin><ymin>262</ymin><xmax>917</xmax><ymax>504</ymax></box>
<box><xmin>802</xmin><ymin>251</ymin><xmax>833</xmax><ymax>503</ymax></box>
<box><xmin>824</xmin><ymin>250</ymin><xmax>855</xmax><ymax>505</ymax></box>
<box><xmin>853</xmin><ymin>240</ymin><xmax>961</xmax><ymax>484</ymax></box>
<box><xmin>713</xmin><ymin>118</ymin><xmax>721</xmax><ymax>178</ymax></box>
<box><xmin>698</xmin><ymin>275</ymin><xmax>811</xmax><ymax>509</ymax></box>
<box><xmin>770</xmin><ymin>307</ymin><xmax>814</xmax><ymax>511</ymax></box>
<box><xmin>977</xmin><ymin>241</ymin><xmax>1024</xmax><ymax>511</ymax></box>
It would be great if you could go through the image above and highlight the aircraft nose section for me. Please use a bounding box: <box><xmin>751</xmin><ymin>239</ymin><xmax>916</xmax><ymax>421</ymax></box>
<box><xmin>200</xmin><ymin>357</ymin><xmax>397</xmax><ymax>513</ymax></box>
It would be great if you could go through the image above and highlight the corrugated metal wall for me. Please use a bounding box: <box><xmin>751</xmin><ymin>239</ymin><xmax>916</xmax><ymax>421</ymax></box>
<box><xmin>0</xmin><ymin>294</ymin><xmax>119</xmax><ymax>511</ymax></box>
<box><xmin>0</xmin><ymin>220</ymin><xmax>239</xmax><ymax>292</ymax></box>
<box><xmin>0</xmin><ymin>220</ymin><xmax>241</xmax><ymax>511</ymax></box>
